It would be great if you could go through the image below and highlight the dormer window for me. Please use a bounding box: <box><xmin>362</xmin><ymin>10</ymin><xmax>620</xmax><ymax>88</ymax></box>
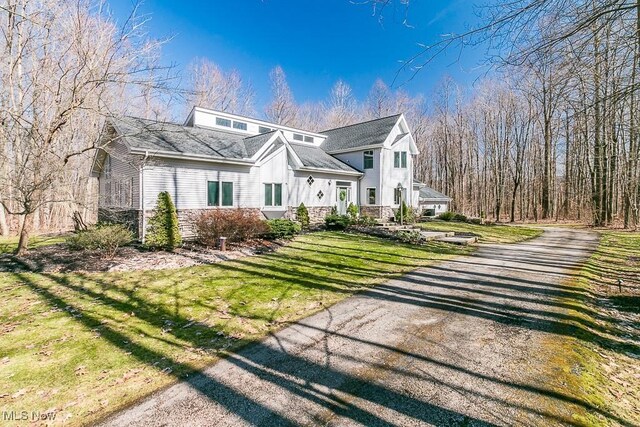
<box><xmin>293</xmin><ymin>133</ymin><xmax>304</xmax><ymax>141</ymax></box>
<box><xmin>259</xmin><ymin>126</ymin><xmax>272</xmax><ymax>133</ymax></box>
<box><xmin>304</xmin><ymin>136</ymin><xmax>313</xmax><ymax>143</ymax></box>
<box><xmin>233</xmin><ymin>120</ymin><xmax>247</xmax><ymax>130</ymax></box>
<box><xmin>216</xmin><ymin>117</ymin><xmax>231</xmax><ymax>127</ymax></box>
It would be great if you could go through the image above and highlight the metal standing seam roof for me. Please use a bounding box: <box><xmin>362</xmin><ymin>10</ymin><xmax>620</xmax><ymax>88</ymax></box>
<box><xmin>419</xmin><ymin>187</ymin><xmax>452</xmax><ymax>200</ymax></box>
<box><xmin>320</xmin><ymin>114</ymin><xmax>402</xmax><ymax>152</ymax></box>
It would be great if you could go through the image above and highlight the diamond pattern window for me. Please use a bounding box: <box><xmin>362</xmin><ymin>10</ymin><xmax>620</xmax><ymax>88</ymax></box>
<box><xmin>317</xmin><ymin>190</ymin><xmax>324</xmax><ymax>200</ymax></box>
<box><xmin>307</xmin><ymin>175</ymin><xmax>315</xmax><ymax>186</ymax></box>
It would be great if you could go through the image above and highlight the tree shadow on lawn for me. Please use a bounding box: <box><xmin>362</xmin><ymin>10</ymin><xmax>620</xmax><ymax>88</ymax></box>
<box><xmin>14</xmin><ymin>271</ymin><xmax>497</xmax><ymax>427</ymax></box>
<box><xmin>12</xmin><ymin>269</ymin><xmax>634</xmax><ymax>427</ymax></box>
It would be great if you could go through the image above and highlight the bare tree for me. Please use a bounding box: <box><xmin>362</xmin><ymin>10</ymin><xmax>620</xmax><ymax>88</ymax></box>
<box><xmin>265</xmin><ymin>65</ymin><xmax>297</xmax><ymax>126</ymax></box>
<box><xmin>324</xmin><ymin>80</ymin><xmax>358</xmax><ymax>128</ymax></box>
<box><xmin>0</xmin><ymin>0</ymin><xmax>171</xmax><ymax>254</ymax></box>
<box><xmin>186</xmin><ymin>58</ymin><xmax>255</xmax><ymax>115</ymax></box>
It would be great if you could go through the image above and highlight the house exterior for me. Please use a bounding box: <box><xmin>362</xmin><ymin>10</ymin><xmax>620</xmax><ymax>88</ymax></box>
<box><xmin>90</xmin><ymin>107</ymin><xmax>419</xmax><ymax>239</ymax></box>
<box><xmin>413</xmin><ymin>182</ymin><xmax>452</xmax><ymax>216</ymax></box>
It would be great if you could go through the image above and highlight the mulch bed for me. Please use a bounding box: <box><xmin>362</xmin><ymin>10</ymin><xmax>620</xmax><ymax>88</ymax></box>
<box><xmin>0</xmin><ymin>240</ymin><xmax>282</xmax><ymax>274</ymax></box>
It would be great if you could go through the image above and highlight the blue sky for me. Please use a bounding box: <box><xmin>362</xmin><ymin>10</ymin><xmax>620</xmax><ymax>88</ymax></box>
<box><xmin>109</xmin><ymin>0</ymin><xmax>488</xmax><ymax>111</ymax></box>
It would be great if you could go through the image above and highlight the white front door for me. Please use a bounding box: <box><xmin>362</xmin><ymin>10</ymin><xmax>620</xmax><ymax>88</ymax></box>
<box><xmin>337</xmin><ymin>186</ymin><xmax>351</xmax><ymax>215</ymax></box>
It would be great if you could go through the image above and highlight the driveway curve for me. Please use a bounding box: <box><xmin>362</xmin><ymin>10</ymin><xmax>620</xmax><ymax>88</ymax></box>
<box><xmin>102</xmin><ymin>228</ymin><xmax>601</xmax><ymax>427</ymax></box>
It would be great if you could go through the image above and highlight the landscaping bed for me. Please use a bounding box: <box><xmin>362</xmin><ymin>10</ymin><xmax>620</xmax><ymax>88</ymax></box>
<box><xmin>0</xmin><ymin>240</ymin><xmax>281</xmax><ymax>273</ymax></box>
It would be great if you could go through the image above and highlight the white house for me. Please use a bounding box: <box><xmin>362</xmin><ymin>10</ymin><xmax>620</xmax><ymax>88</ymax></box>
<box><xmin>91</xmin><ymin>107</ymin><xmax>421</xmax><ymax>238</ymax></box>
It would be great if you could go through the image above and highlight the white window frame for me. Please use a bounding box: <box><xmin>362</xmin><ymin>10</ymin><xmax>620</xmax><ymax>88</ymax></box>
<box><xmin>264</xmin><ymin>183</ymin><xmax>283</xmax><ymax>207</ymax></box>
<box><xmin>366</xmin><ymin>187</ymin><xmax>376</xmax><ymax>205</ymax></box>
<box><xmin>394</xmin><ymin>151</ymin><xmax>407</xmax><ymax>168</ymax></box>
<box><xmin>207</xmin><ymin>180</ymin><xmax>234</xmax><ymax>208</ymax></box>
<box><xmin>363</xmin><ymin>150</ymin><xmax>374</xmax><ymax>169</ymax></box>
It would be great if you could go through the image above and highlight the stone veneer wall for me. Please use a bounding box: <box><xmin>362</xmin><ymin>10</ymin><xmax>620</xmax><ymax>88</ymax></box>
<box><xmin>167</xmin><ymin>208</ymin><xmax>264</xmax><ymax>240</ymax></box>
<box><xmin>359</xmin><ymin>206</ymin><xmax>395</xmax><ymax>221</ymax></box>
<box><xmin>287</xmin><ymin>206</ymin><xmax>334</xmax><ymax>224</ymax></box>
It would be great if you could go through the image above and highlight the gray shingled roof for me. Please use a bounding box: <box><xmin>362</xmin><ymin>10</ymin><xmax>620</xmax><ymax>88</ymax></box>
<box><xmin>320</xmin><ymin>114</ymin><xmax>401</xmax><ymax>152</ymax></box>
<box><xmin>419</xmin><ymin>187</ymin><xmax>451</xmax><ymax>201</ymax></box>
<box><xmin>112</xmin><ymin>116</ymin><xmax>249</xmax><ymax>159</ymax></box>
<box><xmin>289</xmin><ymin>143</ymin><xmax>360</xmax><ymax>173</ymax></box>
<box><xmin>244</xmin><ymin>131</ymin><xmax>277</xmax><ymax>157</ymax></box>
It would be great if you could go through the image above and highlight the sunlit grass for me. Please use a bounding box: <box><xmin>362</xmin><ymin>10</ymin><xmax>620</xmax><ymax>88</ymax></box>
<box><xmin>0</xmin><ymin>234</ymin><xmax>68</xmax><ymax>254</ymax></box>
<box><xmin>0</xmin><ymin>231</ymin><xmax>470</xmax><ymax>425</ymax></box>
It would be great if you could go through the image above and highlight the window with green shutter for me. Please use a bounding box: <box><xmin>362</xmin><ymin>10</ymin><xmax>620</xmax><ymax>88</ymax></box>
<box><xmin>394</xmin><ymin>152</ymin><xmax>400</xmax><ymax>168</ymax></box>
<box><xmin>401</xmin><ymin>151</ymin><xmax>407</xmax><ymax>168</ymax></box>
<box><xmin>207</xmin><ymin>181</ymin><xmax>219</xmax><ymax>206</ymax></box>
<box><xmin>221</xmin><ymin>182</ymin><xmax>233</xmax><ymax>206</ymax></box>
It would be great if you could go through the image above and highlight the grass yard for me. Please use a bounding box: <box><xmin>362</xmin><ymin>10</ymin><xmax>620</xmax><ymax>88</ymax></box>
<box><xmin>0</xmin><ymin>234</ymin><xmax>67</xmax><ymax>254</ymax></box>
<box><xmin>0</xmin><ymin>231</ymin><xmax>470</xmax><ymax>425</ymax></box>
<box><xmin>541</xmin><ymin>230</ymin><xmax>640</xmax><ymax>426</ymax></box>
<box><xmin>418</xmin><ymin>221</ymin><xmax>543</xmax><ymax>243</ymax></box>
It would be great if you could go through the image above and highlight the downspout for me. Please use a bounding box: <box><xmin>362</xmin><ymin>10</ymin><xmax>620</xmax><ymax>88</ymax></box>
<box><xmin>139</xmin><ymin>151</ymin><xmax>149</xmax><ymax>243</ymax></box>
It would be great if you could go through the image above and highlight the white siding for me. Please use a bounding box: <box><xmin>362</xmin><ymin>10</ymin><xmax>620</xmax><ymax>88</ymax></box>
<box><xmin>98</xmin><ymin>140</ymin><xmax>141</xmax><ymax>209</ymax></box>
<box><xmin>380</xmin><ymin>136</ymin><xmax>413</xmax><ymax>207</ymax></box>
<box><xmin>288</xmin><ymin>170</ymin><xmax>357</xmax><ymax>208</ymax></box>
<box><xmin>333</xmin><ymin>149</ymin><xmax>381</xmax><ymax>206</ymax></box>
<box><xmin>259</xmin><ymin>147</ymin><xmax>289</xmax><ymax>210</ymax></box>
<box><xmin>142</xmin><ymin>158</ymin><xmax>258</xmax><ymax>209</ymax></box>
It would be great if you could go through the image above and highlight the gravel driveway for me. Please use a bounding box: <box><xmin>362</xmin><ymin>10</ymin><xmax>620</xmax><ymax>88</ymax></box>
<box><xmin>102</xmin><ymin>228</ymin><xmax>600</xmax><ymax>427</ymax></box>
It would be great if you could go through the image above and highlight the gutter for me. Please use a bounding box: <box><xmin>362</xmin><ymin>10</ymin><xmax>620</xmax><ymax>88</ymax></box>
<box><xmin>129</xmin><ymin>149</ymin><xmax>255</xmax><ymax>166</ymax></box>
<box><xmin>298</xmin><ymin>166</ymin><xmax>363</xmax><ymax>177</ymax></box>
<box><xmin>140</xmin><ymin>151</ymin><xmax>149</xmax><ymax>243</ymax></box>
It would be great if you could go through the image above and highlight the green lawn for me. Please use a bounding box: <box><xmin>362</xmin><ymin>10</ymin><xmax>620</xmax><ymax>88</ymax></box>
<box><xmin>0</xmin><ymin>234</ymin><xmax>67</xmax><ymax>254</ymax></box>
<box><xmin>0</xmin><ymin>231</ymin><xmax>470</xmax><ymax>425</ymax></box>
<box><xmin>418</xmin><ymin>221</ymin><xmax>543</xmax><ymax>243</ymax></box>
<box><xmin>541</xmin><ymin>230</ymin><xmax>640</xmax><ymax>426</ymax></box>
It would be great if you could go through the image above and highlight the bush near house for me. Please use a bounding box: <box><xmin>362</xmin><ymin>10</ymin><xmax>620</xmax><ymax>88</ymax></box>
<box><xmin>354</xmin><ymin>214</ymin><xmax>378</xmax><ymax>227</ymax></box>
<box><xmin>66</xmin><ymin>223</ymin><xmax>133</xmax><ymax>257</ymax></box>
<box><xmin>145</xmin><ymin>192</ymin><xmax>182</xmax><ymax>250</ymax></box>
<box><xmin>347</xmin><ymin>202</ymin><xmax>359</xmax><ymax>220</ymax></box>
<box><xmin>437</xmin><ymin>211</ymin><xmax>468</xmax><ymax>222</ymax></box>
<box><xmin>395</xmin><ymin>201</ymin><xmax>416</xmax><ymax>223</ymax></box>
<box><xmin>194</xmin><ymin>209</ymin><xmax>268</xmax><ymax>246</ymax></box>
<box><xmin>296</xmin><ymin>203</ymin><xmax>310</xmax><ymax>229</ymax></box>
<box><xmin>325</xmin><ymin>214</ymin><xmax>352</xmax><ymax>230</ymax></box>
<box><xmin>264</xmin><ymin>219</ymin><xmax>301</xmax><ymax>239</ymax></box>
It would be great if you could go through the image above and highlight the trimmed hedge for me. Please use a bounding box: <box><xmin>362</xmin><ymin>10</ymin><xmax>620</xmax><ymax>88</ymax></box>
<box><xmin>296</xmin><ymin>203</ymin><xmax>310</xmax><ymax>229</ymax></box>
<box><xmin>325</xmin><ymin>214</ymin><xmax>352</xmax><ymax>230</ymax></box>
<box><xmin>264</xmin><ymin>219</ymin><xmax>301</xmax><ymax>239</ymax></box>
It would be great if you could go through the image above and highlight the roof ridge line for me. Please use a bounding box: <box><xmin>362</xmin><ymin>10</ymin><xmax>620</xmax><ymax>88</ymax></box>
<box><xmin>320</xmin><ymin>113</ymin><xmax>402</xmax><ymax>133</ymax></box>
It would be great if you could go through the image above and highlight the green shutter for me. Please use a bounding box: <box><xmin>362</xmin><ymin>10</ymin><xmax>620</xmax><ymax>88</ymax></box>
<box><xmin>222</xmin><ymin>182</ymin><xmax>233</xmax><ymax>206</ymax></box>
<box><xmin>207</xmin><ymin>181</ymin><xmax>219</xmax><ymax>206</ymax></box>
<box><xmin>264</xmin><ymin>183</ymin><xmax>272</xmax><ymax>206</ymax></box>
<box><xmin>274</xmin><ymin>184</ymin><xmax>282</xmax><ymax>206</ymax></box>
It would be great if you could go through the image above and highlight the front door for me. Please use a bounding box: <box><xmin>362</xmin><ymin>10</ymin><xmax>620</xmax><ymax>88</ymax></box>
<box><xmin>337</xmin><ymin>186</ymin><xmax>351</xmax><ymax>215</ymax></box>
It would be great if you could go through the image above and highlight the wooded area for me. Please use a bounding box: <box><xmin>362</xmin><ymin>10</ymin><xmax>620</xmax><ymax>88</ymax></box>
<box><xmin>1</xmin><ymin>0</ymin><xmax>639</xmax><ymax>253</ymax></box>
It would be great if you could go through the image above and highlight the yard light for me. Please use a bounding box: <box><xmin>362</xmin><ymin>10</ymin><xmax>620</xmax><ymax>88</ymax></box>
<box><xmin>397</xmin><ymin>183</ymin><xmax>404</xmax><ymax>226</ymax></box>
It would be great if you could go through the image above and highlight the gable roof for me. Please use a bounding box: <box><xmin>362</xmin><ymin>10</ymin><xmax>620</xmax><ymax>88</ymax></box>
<box><xmin>320</xmin><ymin>114</ymin><xmax>401</xmax><ymax>153</ymax></box>
<box><xmin>289</xmin><ymin>143</ymin><xmax>360</xmax><ymax>174</ymax></box>
<box><xmin>244</xmin><ymin>130</ymin><xmax>278</xmax><ymax>158</ymax></box>
<box><xmin>419</xmin><ymin>186</ymin><xmax>451</xmax><ymax>201</ymax></box>
<box><xmin>111</xmin><ymin>116</ymin><xmax>248</xmax><ymax>159</ymax></box>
